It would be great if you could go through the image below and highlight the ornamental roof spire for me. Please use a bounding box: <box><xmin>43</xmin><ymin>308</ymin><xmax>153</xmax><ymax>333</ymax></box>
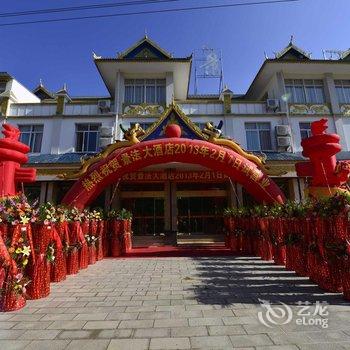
<box><xmin>274</xmin><ymin>36</ymin><xmax>311</xmax><ymax>60</ymax></box>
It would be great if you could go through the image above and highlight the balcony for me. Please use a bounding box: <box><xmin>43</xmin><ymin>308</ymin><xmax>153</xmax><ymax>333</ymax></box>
<box><xmin>8</xmin><ymin>103</ymin><xmax>111</xmax><ymax>117</ymax></box>
<box><xmin>178</xmin><ymin>103</ymin><xmax>223</xmax><ymax>115</ymax></box>
<box><xmin>64</xmin><ymin>104</ymin><xmax>99</xmax><ymax>115</ymax></box>
<box><xmin>289</xmin><ymin>103</ymin><xmax>331</xmax><ymax>115</ymax></box>
<box><xmin>9</xmin><ymin>103</ymin><xmax>56</xmax><ymax>117</ymax></box>
<box><xmin>122</xmin><ymin>103</ymin><xmax>165</xmax><ymax>116</ymax></box>
<box><xmin>231</xmin><ymin>102</ymin><xmax>267</xmax><ymax>114</ymax></box>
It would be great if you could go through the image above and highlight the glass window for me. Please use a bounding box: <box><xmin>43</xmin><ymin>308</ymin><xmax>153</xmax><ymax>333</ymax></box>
<box><xmin>124</xmin><ymin>79</ymin><xmax>166</xmax><ymax>104</ymax></box>
<box><xmin>285</xmin><ymin>79</ymin><xmax>325</xmax><ymax>103</ymax></box>
<box><xmin>245</xmin><ymin>122</ymin><xmax>272</xmax><ymax>151</ymax></box>
<box><xmin>335</xmin><ymin>80</ymin><xmax>350</xmax><ymax>104</ymax></box>
<box><xmin>75</xmin><ymin>123</ymin><xmax>101</xmax><ymax>152</ymax></box>
<box><xmin>124</xmin><ymin>85</ymin><xmax>134</xmax><ymax>103</ymax></box>
<box><xmin>299</xmin><ymin>122</ymin><xmax>312</xmax><ymax>140</ymax></box>
<box><xmin>18</xmin><ymin>124</ymin><xmax>44</xmax><ymax>153</ymax></box>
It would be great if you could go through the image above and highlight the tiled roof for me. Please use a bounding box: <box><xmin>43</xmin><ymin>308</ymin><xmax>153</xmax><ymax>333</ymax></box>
<box><xmin>28</xmin><ymin>153</ymin><xmax>93</xmax><ymax>164</ymax></box>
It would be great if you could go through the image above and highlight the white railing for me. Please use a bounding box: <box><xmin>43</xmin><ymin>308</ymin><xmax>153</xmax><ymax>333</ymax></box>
<box><xmin>8</xmin><ymin>103</ymin><xmax>105</xmax><ymax>116</ymax></box>
<box><xmin>64</xmin><ymin>104</ymin><xmax>99</xmax><ymax>115</ymax></box>
<box><xmin>178</xmin><ymin>104</ymin><xmax>223</xmax><ymax>115</ymax></box>
<box><xmin>231</xmin><ymin>103</ymin><xmax>267</xmax><ymax>114</ymax></box>
<box><xmin>9</xmin><ymin>104</ymin><xmax>56</xmax><ymax>117</ymax></box>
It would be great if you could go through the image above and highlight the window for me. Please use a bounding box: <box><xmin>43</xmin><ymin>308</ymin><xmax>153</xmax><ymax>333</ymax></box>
<box><xmin>299</xmin><ymin>122</ymin><xmax>312</xmax><ymax>140</ymax></box>
<box><xmin>335</xmin><ymin>80</ymin><xmax>350</xmax><ymax>104</ymax></box>
<box><xmin>0</xmin><ymin>82</ymin><xmax>6</xmax><ymax>93</ymax></box>
<box><xmin>124</xmin><ymin>79</ymin><xmax>166</xmax><ymax>104</ymax></box>
<box><xmin>76</xmin><ymin>124</ymin><xmax>101</xmax><ymax>152</ymax></box>
<box><xmin>285</xmin><ymin>79</ymin><xmax>325</xmax><ymax>104</ymax></box>
<box><xmin>245</xmin><ymin>122</ymin><xmax>272</xmax><ymax>151</ymax></box>
<box><xmin>18</xmin><ymin>125</ymin><xmax>43</xmax><ymax>153</ymax></box>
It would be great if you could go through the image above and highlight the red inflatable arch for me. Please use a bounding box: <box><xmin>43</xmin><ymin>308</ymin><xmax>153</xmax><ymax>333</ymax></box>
<box><xmin>62</xmin><ymin>138</ymin><xmax>285</xmax><ymax>209</ymax></box>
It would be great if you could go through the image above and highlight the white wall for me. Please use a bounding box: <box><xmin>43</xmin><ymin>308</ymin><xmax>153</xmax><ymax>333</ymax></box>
<box><xmin>8</xmin><ymin>117</ymin><xmax>54</xmax><ymax>154</ymax></box>
<box><xmin>57</xmin><ymin>116</ymin><xmax>115</xmax><ymax>153</ymax></box>
<box><xmin>9</xmin><ymin>80</ymin><xmax>40</xmax><ymax>103</ymax></box>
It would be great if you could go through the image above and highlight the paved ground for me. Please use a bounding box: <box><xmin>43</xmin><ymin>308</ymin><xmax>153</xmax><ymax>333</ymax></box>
<box><xmin>1</xmin><ymin>256</ymin><xmax>350</xmax><ymax>349</ymax></box>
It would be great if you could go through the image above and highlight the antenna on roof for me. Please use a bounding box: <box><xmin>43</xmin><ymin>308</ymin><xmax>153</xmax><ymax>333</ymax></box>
<box><xmin>264</xmin><ymin>51</ymin><xmax>269</xmax><ymax>59</ymax></box>
<box><xmin>39</xmin><ymin>79</ymin><xmax>43</xmax><ymax>87</ymax></box>
<box><xmin>144</xmin><ymin>28</ymin><xmax>148</xmax><ymax>38</ymax></box>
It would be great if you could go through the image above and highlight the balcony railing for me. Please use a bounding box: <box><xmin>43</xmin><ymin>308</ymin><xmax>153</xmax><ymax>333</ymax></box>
<box><xmin>289</xmin><ymin>103</ymin><xmax>331</xmax><ymax>115</ymax></box>
<box><xmin>122</xmin><ymin>103</ymin><xmax>165</xmax><ymax>116</ymax></box>
<box><xmin>8</xmin><ymin>103</ymin><xmax>111</xmax><ymax>117</ymax></box>
<box><xmin>178</xmin><ymin>103</ymin><xmax>223</xmax><ymax>115</ymax></box>
<box><xmin>231</xmin><ymin>102</ymin><xmax>267</xmax><ymax>114</ymax></box>
<box><xmin>9</xmin><ymin>103</ymin><xmax>56</xmax><ymax>117</ymax></box>
<box><xmin>64</xmin><ymin>104</ymin><xmax>99</xmax><ymax>115</ymax></box>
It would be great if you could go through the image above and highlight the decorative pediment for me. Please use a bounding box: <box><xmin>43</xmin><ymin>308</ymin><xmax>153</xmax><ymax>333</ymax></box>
<box><xmin>118</xmin><ymin>36</ymin><xmax>172</xmax><ymax>60</ymax></box>
<box><xmin>141</xmin><ymin>104</ymin><xmax>206</xmax><ymax>141</ymax></box>
<box><xmin>275</xmin><ymin>38</ymin><xmax>310</xmax><ymax>60</ymax></box>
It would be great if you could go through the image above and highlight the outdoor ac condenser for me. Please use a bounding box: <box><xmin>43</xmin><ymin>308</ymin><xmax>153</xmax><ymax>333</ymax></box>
<box><xmin>277</xmin><ymin>136</ymin><xmax>291</xmax><ymax>147</ymax></box>
<box><xmin>276</xmin><ymin>125</ymin><xmax>291</xmax><ymax>136</ymax></box>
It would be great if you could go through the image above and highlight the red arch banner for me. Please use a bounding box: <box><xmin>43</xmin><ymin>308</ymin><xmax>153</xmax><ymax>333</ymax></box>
<box><xmin>62</xmin><ymin>138</ymin><xmax>285</xmax><ymax>208</ymax></box>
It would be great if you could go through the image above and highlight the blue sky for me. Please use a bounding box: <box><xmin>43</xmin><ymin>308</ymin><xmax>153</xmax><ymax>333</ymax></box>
<box><xmin>1</xmin><ymin>0</ymin><xmax>349</xmax><ymax>97</ymax></box>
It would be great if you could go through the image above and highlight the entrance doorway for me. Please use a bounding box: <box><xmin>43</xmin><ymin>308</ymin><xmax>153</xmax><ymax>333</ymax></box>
<box><xmin>120</xmin><ymin>178</ymin><xmax>228</xmax><ymax>246</ymax></box>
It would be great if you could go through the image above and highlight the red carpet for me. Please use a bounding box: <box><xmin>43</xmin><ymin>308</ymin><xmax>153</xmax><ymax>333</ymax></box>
<box><xmin>120</xmin><ymin>245</ymin><xmax>233</xmax><ymax>258</ymax></box>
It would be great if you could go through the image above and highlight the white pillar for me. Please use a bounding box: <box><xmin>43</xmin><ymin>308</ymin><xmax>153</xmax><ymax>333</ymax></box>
<box><xmin>166</xmin><ymin>72</ymin><xmax>174</xmax><ymax>106</ymax></box>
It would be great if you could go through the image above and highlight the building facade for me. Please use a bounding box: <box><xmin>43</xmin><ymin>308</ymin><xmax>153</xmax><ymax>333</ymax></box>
<box><xmin>1</xmin><ymin>37</ymin><xmax>350</xmax><ymax>241</ymax></box>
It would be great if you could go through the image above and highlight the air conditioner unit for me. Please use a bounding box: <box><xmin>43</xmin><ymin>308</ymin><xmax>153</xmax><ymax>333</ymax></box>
<box><xmin>100</xmin><ymin>126</ymin><xmax>114</xmax><ymax>138</ymax></box>
<box><xmin>276</xmin><ymin>125</ymin><xmax>291</xmax><ymax>136</ymax></box>
<box><xmin>277</xmin><ymin>136</ymin><xmax>291</xmax><ymax>147</ymax></box>
<box><xmin>266</xmin><ymin>99</ymin><xmax>280</xmax><ymax>111</ymax></box>
<box><xmin>98</xmin><ymin>100</ymin><xmax>111</xmax><ymax>112</ymax></box>
<box><xmin>99</xmin><ymin>137</ymin><xmax>113</xmax><ymax>148</ymax></box>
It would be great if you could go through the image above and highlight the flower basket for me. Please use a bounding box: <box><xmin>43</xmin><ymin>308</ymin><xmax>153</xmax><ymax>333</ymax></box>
<box><xmin>66</xmin><ymin>247</ymin><xmax>79</xmax><ymax>275</ymax></box>
<box><xmin>26</xmin><ymin>254</ymin><xmax>51</xmax><ymax>299</ymax></box>
<box><xmin>96</xmin><ymin>221</ymin><xmax>104</xmax><ymax>261</ymax></box>
<box><xmin>0</xmin><ymin>263</ymin><xmax>27</xmax><ymax>312</ymax></box>
<box><xmin>26</xmin><ymin>224</ymin><xmax>53</xmax><ymax>300</ymax></box>
<box><xmin>79</xmin><ymin>243</ymin><xmax>89</xmax><ymax>269</ymax></box>
<box><xmin>111</xmin><ymin>234</ymin><xmax>122</xmax><ymax>257</ymax></box>
<box><xmin>0</xmin><ymin>287</ymin><xmax>26</xmax><ymax>312</ymax></box>
<box><xmin>50</xmin><ymin>228</ymin><xmax>66</xmax><ymax>283</ymax></box>
<box><xmin>122</xmin><ymin>232</ymin><xmax>132</xmax><ymax>254</ymax></box>
<box><xmin>88</xmin><ymin>245</ymin><xmax>96</xmax><ymax>265</ymax></box>
<box><xmin>103</xmin><ymin>221</ymin><xmax>110</xmax><ymax>257</ymax></box>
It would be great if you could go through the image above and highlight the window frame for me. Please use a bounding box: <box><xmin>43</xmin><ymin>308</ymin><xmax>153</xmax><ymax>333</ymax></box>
<box><xmin>299</xmin><ymin>122</ymin><xmax>312</xmax><ymax>140</ymax></box>
<box><xmin>18</xmin><ymin>124</ymin><xmax>44</xmax><ymax>153</ymax></box>
<box><xmin>245</xmin><ymin>122</ymin><xmax>273</xmax><ymax>151</ymax></box>
<box><xmin>285</xmin><ymin>79</ymin><xmax>325</xmax><ymax>104</ymax></box>
<box><xmin>75</xmin><ymin>123</ymin><xmax>101</xmax><ymax>153</ymax></box>
<box><xmin>124</xmin><ymin>79</ymin><xmax>166</xmax><ymax>104</ymax></box>
<box><xmin>335</xmin><ymin>80</ymin><xmax>350</xmax><ymax>104</ymax></box>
